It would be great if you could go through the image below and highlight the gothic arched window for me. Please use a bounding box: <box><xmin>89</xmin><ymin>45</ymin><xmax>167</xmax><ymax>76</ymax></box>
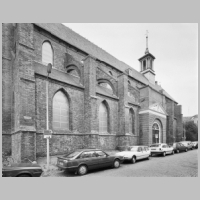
<box><xmin>42</xmin><ymin>41</ymin><xmax>53</xmax><ymax>65</ymax></box>
<box><xmin>99</xmin><ymin>102</ymin><xmax>108</xmax><ymax>133</ymax></box>
<box><xmin>53</xmin><ymin>91</ymin><xmax>69</xmax><ymax>130</ymax></box>
<box><xmin>129</xmin><ymin>109</ymin><xmax>135</xmax><ymax>134</ymax></box>
<box><xmin>98</xmin><ymin>82</ymin><xmax>113</xmax><ymax>94</ymax></box>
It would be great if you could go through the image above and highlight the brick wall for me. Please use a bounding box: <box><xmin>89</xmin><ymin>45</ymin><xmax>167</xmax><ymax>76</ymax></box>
<box><xmin>2</xmin><ymin>135</ymin><xmax>12</xmax><ymax>155</ymax></box>
<box><xmin>139</xmin><ymin>112</ymin><xmax>166</xmax><ymax>146</ymax></box>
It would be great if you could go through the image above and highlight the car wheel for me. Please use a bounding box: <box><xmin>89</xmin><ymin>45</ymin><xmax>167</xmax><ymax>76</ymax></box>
<box><xmin>131</xmin><ymin>156</ymin><xmax>136</xmax><ymax>164</ymax></box>
<box><xmin>113</xmin><ymin>159</ymin><xmax>120</xmax><ymax>168</ymax></box>
<box><xmin>151</xmin><ymin>153</ymin><xmax>153</xmax><ymax>157</ymax></box>
<box><xmin>163</xmin><ymin>152</ymin><xmax>166</xmax><ymax>157</ymax></box>
<box><xmin>176</xmin><ymin>149</ymin><xmax>179</xmax><ymax>153</ymax></box>
<box><xmin>17</xmin><ymin>174</ymin><xmax>31</xmax><ymax>177</ymax></box>
<box><xmin>77</xmin><ymin>165</ymin><xmax>88</xmax><ymax>176</ymax></box>
<box><xmin>185</xmin><ymin>148</ymin><xmax>188</xmax><ymax>152</ymax></box>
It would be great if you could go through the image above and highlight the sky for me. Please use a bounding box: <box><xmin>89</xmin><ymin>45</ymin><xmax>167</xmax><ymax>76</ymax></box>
<box><xmin>63</xmin><ymin>23</ymin><xmax>198</xmax><ymax>117</ymax></box>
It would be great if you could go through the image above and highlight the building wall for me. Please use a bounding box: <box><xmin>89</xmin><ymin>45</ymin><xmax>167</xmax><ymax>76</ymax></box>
<box><xmin>2</xmin><ymin>23</ymin><xmax>183</xmax><ymax>160</ymax></box>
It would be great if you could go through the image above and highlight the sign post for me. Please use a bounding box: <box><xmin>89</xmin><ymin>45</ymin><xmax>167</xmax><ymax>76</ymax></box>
<box><xmin>45</xmin><ymin>63</ymin><xmax>52</xmax><ymax>171</ymax></box>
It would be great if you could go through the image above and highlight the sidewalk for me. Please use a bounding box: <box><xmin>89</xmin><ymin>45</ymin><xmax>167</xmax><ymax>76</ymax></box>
<box><xmin>37</xmin><ymin>150</ymin><xmax>119</xmax><ymax>177</ymax></box>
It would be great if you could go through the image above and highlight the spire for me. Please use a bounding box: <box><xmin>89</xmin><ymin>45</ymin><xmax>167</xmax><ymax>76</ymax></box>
<box><xmin>145</xmin><ymin>30</ymin><xmax>149</xmax><ymax>54</ymax></box>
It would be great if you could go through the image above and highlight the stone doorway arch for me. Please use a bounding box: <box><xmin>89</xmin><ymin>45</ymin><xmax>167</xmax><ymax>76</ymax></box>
<box><xmin>152</xmin><ymin>121</ymin><xmax>162</xmax><ymax>143</ymax></box>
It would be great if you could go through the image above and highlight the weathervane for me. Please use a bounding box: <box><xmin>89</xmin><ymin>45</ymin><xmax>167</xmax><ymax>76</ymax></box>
<box><xmin>145</xmin><ymin>30</ymin><xmax>149</xmax><ymax>54</ymax></box>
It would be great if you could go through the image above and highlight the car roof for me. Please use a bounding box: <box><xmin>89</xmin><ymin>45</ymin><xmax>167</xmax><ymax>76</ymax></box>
<box><xmin>76</xmin><ymin>149</ymin><xmax>102</xmax><ymax>152</ymax></box>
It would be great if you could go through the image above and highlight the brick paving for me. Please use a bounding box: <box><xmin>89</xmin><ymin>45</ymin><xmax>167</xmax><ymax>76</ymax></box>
<box><xmin>40</xmin><ymin>149</ymin><xmax>198</xmax><ymax>177</ymax></box>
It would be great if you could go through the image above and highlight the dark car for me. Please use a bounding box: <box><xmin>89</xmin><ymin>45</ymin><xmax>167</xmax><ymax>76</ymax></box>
<box><xmin>57</xmin><ymin>149</ymin><xmax>124</xmax><ymax>175</ymax></box>
<box><xmin>191</xmin><ymin>141</ymin><xmax>198</xmax><ymax>149</ymax></box>
<box><xmin>179</xmin><ymin>141</ymin><xmax>193</xmax><ymax>150</ymax></box>
<box><xmin>172</xmin><ymin>142</ymin><xmax>188</xmax><ymax>153</ymax></box>
<box><xmin>2</xmin><ymin>163</ymin><xmax>43</xmax><ymax>177</ymax></box>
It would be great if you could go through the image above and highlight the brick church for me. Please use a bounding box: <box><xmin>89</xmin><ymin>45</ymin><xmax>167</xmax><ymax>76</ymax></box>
<box><xmin>2</xmin><ymin>23</ymin><xmax>183</xmax><ymax>162</ymax></box>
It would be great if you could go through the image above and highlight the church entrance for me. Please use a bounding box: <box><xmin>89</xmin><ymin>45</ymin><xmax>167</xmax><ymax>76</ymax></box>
<box><xmin>152</xmin><ymin>123</ymin><xmax>160</xmax><ymax>143</ymax></box>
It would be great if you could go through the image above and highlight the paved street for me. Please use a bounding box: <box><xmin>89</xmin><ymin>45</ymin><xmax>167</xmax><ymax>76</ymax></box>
<box><xmin>43</xmin><ymin>149</ymin><xmax>198</xmax><ymax>177</ymax></box>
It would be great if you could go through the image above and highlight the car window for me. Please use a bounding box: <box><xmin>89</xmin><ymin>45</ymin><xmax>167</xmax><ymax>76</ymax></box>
<box><xmin>130</xmin><ymin>147</ymin><xmax>138</xmax><ymax>152</ymax></box>
<box><xmin>95</xmin><ymin>151</ymin><xmax>107</xmax><ymax>157</ymax></box>
<box><xmin>79</xmin><ymin>151</ymin><xmax>95</xmax><ymax>159</ymax></box>
<box><xmin>162</xmin><ymin>145</ymin><xmax>166</xmax><ymax>148</ymax></box>
<box><xmin>138</xmin><ymin>147</ymin><xmax>143</xmax><ymax>152</ymax></box>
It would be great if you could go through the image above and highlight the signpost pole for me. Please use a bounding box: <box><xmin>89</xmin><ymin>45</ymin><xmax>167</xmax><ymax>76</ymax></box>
<box><xmin>46</xmin><ymin>76</ymin><xmax>49</xmax><ymax>170</ymax></box>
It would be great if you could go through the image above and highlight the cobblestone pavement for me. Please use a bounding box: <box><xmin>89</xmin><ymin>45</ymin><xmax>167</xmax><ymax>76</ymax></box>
<box><xmin>41</xmin><ymin>149</ymin><xmax>198</xmax><ymax>177</ymax></box>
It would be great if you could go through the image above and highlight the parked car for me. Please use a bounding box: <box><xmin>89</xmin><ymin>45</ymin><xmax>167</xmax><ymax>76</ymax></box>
<box><xmin>172</xmin><ymin>142</ymin><xmax>188</xmax><ymax>153</ymax></box>
<box><xmin>115</xmin><ymin>146</ymin><xmax>150</xmax><ymax>164</ymax></box>
<box><xmin>2</xmin><ymin>163</ymin><xmax>43</xmax><ymax>177</ymax></box>
<box><xmin>179</xmin><ymin>141</ymin><xmax>193</xmax><ymax>150</ymax></box>
<box><xmin>191</xmin><ymin>141</ymin><xmax>198</xmax><ymax>149</ymax></box>
<box><xmin>150</xmin><ymin>143</ymin><xmax>174</xmax><ymax>157</ymax></box>
<box><xmin>57</xmin><ymin>149</ymin><xmax>124</xmax><ymax>175</ymax></box>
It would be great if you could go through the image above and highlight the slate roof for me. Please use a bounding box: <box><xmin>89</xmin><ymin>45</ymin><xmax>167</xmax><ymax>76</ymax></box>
<box><xmin>33</xmin><ymin>23</ymin><xmax>177</xmax><ymax>103</ymax></box>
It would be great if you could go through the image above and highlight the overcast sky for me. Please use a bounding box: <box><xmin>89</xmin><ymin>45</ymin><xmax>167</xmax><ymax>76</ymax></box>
<box><xmin>63</xmin><ymin>23</ymin><xmax>198</xmax><ymax>117</ymax></box>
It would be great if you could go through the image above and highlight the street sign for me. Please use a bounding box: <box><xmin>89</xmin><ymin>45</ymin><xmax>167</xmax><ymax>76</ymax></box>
<box><xmin>43</xmin><ymin>130</ymin><xmax>52</xmax><ymax>138</ymax></box>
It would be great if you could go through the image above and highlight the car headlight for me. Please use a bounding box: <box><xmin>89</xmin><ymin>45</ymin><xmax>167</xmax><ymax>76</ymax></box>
<box><xmin>63</xmin><ymin>160</ymin><xmax>68</xmax><ymax>163</ymax></box>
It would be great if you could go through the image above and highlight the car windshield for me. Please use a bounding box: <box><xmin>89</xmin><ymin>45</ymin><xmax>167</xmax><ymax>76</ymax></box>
<box><xmin>64</xmin><ymin>151</ymin><xmax>81</xmax><ymax>158</ymax></box>
<box><xmin>150</xmin><ymin>144</ymin><xmax>160</xmax><ymax>147</ymax></box>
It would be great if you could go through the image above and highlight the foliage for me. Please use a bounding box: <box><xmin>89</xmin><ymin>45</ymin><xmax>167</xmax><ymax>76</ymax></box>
<box><xmin>185</xmin><ymin>121</ymin><xmax>198</xmax><ymax>141</ymax></box>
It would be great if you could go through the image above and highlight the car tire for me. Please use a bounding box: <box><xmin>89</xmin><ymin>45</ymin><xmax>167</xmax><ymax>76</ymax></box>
<box><xmin>171</xmin><ymin>151</ymin><xmax>174</xmax><ymax>155</ymax></box>
<box><xmin>113</xmin><ymin>159</ymin><xmax>120</xmax><ymax>168</ymax></box>
<box><xmin>131</xmin><ymin>156</ymin><xmax>136</xmax><ymax>164</ymax></box>
<box><xmin>17</xmin><ymin>174</ymin><xmax>31</xmax><ymax>177</ymax></box>
<box><xmin>163</xmin><ymin>152</ymin><xmax>166</xmax><ymax>157</ymax></box>
<box><xmin>151</xmin><ymin>153</ymin><xmax>153</xmax><ymax>157</ymax></box>
<box><xmin>77</xmin><ymin>165</ymin><xmax>88</xmax><ymax>176</ymax></box>
<box><xmin>185</xmin><ymin>148</ymin><xmax>188</xmax><ymax>152</ymax></box>
<box><xmin>176</xmin><ymin>149</ymin><xmax>179</xmax><ymax>153</ymax></box>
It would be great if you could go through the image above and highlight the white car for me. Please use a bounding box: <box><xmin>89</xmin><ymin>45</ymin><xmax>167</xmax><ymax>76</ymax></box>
<box><xmin>150</xmin><ymin>143</ymin><xmax>174</xmax><ymax>157</ymax></box>
<box><xmin>115</xmin><ymin>146</ymin><xmax>150</xmax><ymax>164</ymax></box>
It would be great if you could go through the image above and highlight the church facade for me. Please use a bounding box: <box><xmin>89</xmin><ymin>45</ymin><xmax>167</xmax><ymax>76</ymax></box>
<box><xmin>2</xmin><ymin>23</ymin><xmax>183</xmax><ymax>162</ymax></box>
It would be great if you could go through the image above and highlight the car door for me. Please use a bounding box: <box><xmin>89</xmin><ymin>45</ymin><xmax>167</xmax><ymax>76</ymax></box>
<box><xmin>78</xmin><ymin>151</ymin><xmax>99</xmax><ymax>170</ymax></box>
<box><xmin>165</xmin><ymin>145</ymin><xmax>171</xmax><ymax>154</ymax></box>
<box><xmin>95</xmin><ymin>150</ymin><xmax>112</xmax><ymax>168</ymax></box>
<box><xmin>143</xmin><ymin>147</ymin><xmax>149</xmax><ymax>158</ymax></box>
<box><xmin>136</xmin><ymin>147</ymin><xmax>144</xmax><ymax>160</ymax></box>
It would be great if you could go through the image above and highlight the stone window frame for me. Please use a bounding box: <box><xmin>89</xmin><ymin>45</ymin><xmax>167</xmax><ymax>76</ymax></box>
<box><xmin>42</xmin><ymin>40</ymin><xmax>54</xmax><ymax>66</ymax></box>
<box><xmin>51</xmin><ymin>88</ymin><xmax>72</xmax><ymax>132</ymax></box>
<box><xmin>129</xmin><ymin>108</ymin><xmax>135</xmax><ymax>134</ymax></box>
<box><xmin>98</xmin><ymin>100</ymin><xmax>110</xmax><ymax>134</ymax></box>
<box><xmin>97</xmin><ymin>79</ymin><xmax>115</xmax><ymax>95</ymax></box>
<box><xmin>66</xmin><ymin>64</ymin><xmax>81</xmax><ymax>79</ymax></box>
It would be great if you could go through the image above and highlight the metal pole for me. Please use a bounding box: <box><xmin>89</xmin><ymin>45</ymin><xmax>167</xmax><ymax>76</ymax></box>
<box><xmin>46</xmin><ymin>76</ymin><xmax>49</xmax><ymax>170</ymax></box>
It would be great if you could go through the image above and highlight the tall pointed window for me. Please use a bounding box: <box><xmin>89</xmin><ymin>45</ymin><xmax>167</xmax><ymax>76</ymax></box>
<box><xmin>42</xmin><ymin>41</ymin><xmax>53</xmax><ymax>65</ymax></box>
<box><xmin>129</xmin><ymin>109</ymin><xmax>135</xmax><ymax>134</ymax></box>
<box><xmin>99</xmin><ymin>102</ymin><xmax>108</xmax><ymax>133</ymax></box>
<box><xmin>143</xmin><ymin>60</ymin><xmax>146</xmax><ymax>70</ymax></box>
<box><xmin>53</xmin><ymin>91</ymin><xmax>69</xmax><ymax>130</ymax></box>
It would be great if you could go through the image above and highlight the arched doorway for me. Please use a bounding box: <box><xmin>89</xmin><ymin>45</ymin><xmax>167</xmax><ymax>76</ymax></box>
<box><xmin>152</xmin><ymin>122</ymin><xmax>161</xmax><ymax>143</ymax></box>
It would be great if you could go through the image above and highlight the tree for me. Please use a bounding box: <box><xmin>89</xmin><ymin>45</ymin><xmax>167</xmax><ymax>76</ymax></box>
<box><xmin>185</xmin><ymin>121</ymin><xmax>198</xmax><ymax>141</ymax></box>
